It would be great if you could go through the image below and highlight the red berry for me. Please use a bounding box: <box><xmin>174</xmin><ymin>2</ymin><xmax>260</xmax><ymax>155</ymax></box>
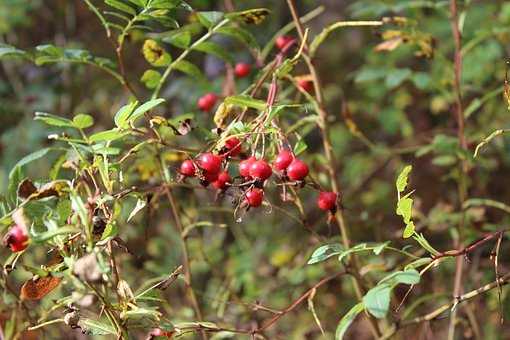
<box><xmin>317</xmin><ymin>191</ymin><xmax>338</xmax><ymax>212</ymax></box>
<box><xmin>245</xmin><ymin>188</ymin><xmax>264</xmax><ymax>207</ymax></box>
<box><xmin>297</xmin><ymin>79</ymin><xmax>313</xmax><ymax>93</ymax></box>
<box><xmin>274</xmin><ymin>149</ymin><xmax>294</xmax><ymax>171</ymax></box>
<box><xmin>275</xmin><ymin>35</ymin><xmax>294</xmax><ymax>50</ymax></box>
<box><xmin>180</xmin><ymin>160</ymin><xmax>196</xmax><ymax>177</ymax></box>
<box><xmin>213</xmin><ymin>171</ymin><xmax>231</xmax><ymax>189</ymax></box>
<box><xmin>198</xmin><ymin>152</ymin><xmax>222</xmax><ymax>174</ymax></box>
<box><xmin>3</xmin><ymin>226</ymin><xmax>29</xmax><ymax>252</ymax></box>
<box><xmin>287</xmin><ymin>159</ymin><xmax>309</xmax><ymax>181</ymax></box>
<box><xmin>249</xmin><ymin>160</ymin><xmax>272</xmax><ymax>181</ymax></box>
<box><xmin>239</xmin><ymin>156</ymin><xmax>256</xmax><ymax>179</ymax></box>
<box><xmin>224</xmin><ymin>137</ymin><xmax>242</xmax><ymax>157</ymax></box>
<box><xmin>234</xmin><ymin>62</ymin><xmax>251</xmax><ymax>78</ymax></box>
<box><xmin>203</xmin><ymin>170</ymin><xmax>219</xmax><ymax>183</ymax></box>
<box><xmin>197</xmin><ymin>93</ymin><xmax>218</xmax><ymax>112</ymax></box>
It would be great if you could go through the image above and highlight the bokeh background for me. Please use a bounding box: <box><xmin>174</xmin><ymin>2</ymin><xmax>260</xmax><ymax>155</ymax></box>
<box><xmin>2</xmin><ymin>0</ymin><xmax>510</xmax><ymax>339</ymax></box>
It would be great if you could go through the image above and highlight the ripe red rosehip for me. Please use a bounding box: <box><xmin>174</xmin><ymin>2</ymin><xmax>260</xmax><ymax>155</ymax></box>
<box><xmin>317</xmin><ymin>191</ymin><xmax>338</xmax><ymax>212</ymax></box>
<box><xmin>203</xmin><ymin>170</ymin><xmax>219</xmax><ymax>183</ymax></box>
<box><xmin>274</xmin><ymin>149</ymin><xmax>294</xmax><ymax>171</ymax></box>
<box><xmin>275</xmin><ymin>35</ymin><xmax>294</xmax><ymax>50</ymax></box>
<box><xmin>245</xmin><ymin>188</ymin><xmax>264</xmax><ymax>207</ymax></box>
<box><xmin>3</xmin><ymin>226</ymin><xmax>29</xmax><ymax>252</ymax></box>
<box><xmin>198</xmin><ymin>152</ymin><xmax>222</xmax><ymax>174</ymax></box>
<box><xmin>297</xmin><ymin>79</ymin><xmax>313</xmax><ymax>93</ymax></box>
<box><xmin>180</xmin><ymin>160</ymin><xmax>196</xmax><ymax>177</ymax></box>
<box><xmin>287</xmin><ymin>159</ymin><xmax>309</xmax><ymax>181</ymax></box>
<box><xmin>224</xmin><ymin>137</ymin><xmax>242</xmax><ymax>157</ymax></box>
<box><xmin>249</xmin><ymin>160</ymin><xmax>272</xmax><ymax>181</ymax></box>
<box><xmin>197</xmin><ymin>93</ymin><xmax>218</xmax><ymax>112</ymax></box>
<box><xmin>239</xmin><ymin>156</ymin><xmax>256</xmax><ymax>178</ymax></box>
<box><xmin>234</xmin><ymin>62</ymin><xmax>251</xmax><ymax>78</ymax></box>
<box><xmin>213</xmin><ymin>171</ymin><xmax>231</xmax><ymax>189</ymax></box>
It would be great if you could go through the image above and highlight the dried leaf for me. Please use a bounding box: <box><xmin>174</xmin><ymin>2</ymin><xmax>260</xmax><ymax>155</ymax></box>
<box><xmin>374</xmin><ymin>37</ymin><xmax>403</xmax><ymax>52</ymax></box>
<box><xmin>20</xmin><ymin>275</ymin><xmax>62</xmax><ymax>300</ymax></box>
<box><xmin>17</xmin><ymin>179</ymin><xmax>37</xmax><ymax>199</ymax></box>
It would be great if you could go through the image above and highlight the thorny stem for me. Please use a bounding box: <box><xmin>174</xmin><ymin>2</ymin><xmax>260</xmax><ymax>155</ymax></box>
<box><xmin>285</xmin><ymin>0</ymin><xmax>382</xmax><ymax>337</ymax></box>
<box><xmin>448</xmin><ymin>0</ymin><xmax>468</xmax><ymax>339</ymax></box>
<box><xmin>163</xmin><ymin>185</ymin><xmax>207</xmax><ymax>340</ymax></box>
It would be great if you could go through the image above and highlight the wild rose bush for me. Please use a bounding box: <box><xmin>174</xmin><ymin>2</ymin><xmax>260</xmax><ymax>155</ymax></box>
<box><xmin>1</xmin><ymin>0</ymin><xmax>510</xmax><ymax>339</ymax></box>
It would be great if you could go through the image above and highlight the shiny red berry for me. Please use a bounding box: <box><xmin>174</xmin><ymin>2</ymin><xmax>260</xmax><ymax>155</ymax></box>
<box><xmin>287</xmin><ymin>159</ymin><xmax>309</xmax><ymax>181</ymax></box>
<box><xmin>274</xmin><ymin>149</ymin><xmax>294</xmax><ymax>171</ymax></box>
<box><xmin>239</xmin><ymin>156</ymin><xmax>256</xmax><ymax>178</ymax></box>
<box><xmin>213</xmin><ymin>171</ymin><xmax>231</xmax><ymax>189</ymax></box>
<box><xmin>197</xmin><ymin>93</ymin><xmax>218</xmax><ymax>112</ymax></box>
<box><xmin>180</xmin><ymin>160</ymin><xmax>196</xmax><ymax>177</ymax></box>
<box><xmin>3</xmin><ymin>226</ymin><xmax>29</xmax><ymax>252</ymax></box>
<box><xmin>275</xmin><ymin>35</ymin><xmax>294</xmax><ymax>50</ymax></box>
<box><xmin>198</xmin><ymin>152</ymin><xmax>222</xmax><ymax>174</ymax></box>
<box><xmin>234</xmin><ymin>62</ymin><xmax>251</xmax><ymax>78</ymax></box>
<box><xmin>245</xmin><ymin>188</ymin><xmax>264</xmax><ymax>207</ymax></box>
<box><xmin>317</xmin><ymin>191</ymin><xmax>338</xmax><ymax>212</ymax></box>
<box><xmin>224</xmin><ymin>137</ymin><xmax>242</xmax><ymax>157</ymax></box>
<box><xmin>203</xmin><ymin>170</ymin><xmax>219</xmax><ymax>183</ymax></box>
<box><xmin>249</xmin><ymin>160</ymin><xmax>272</xmax><ymax>181</ymax></box>
<box><xmin>297</xmin><ymin>79</ymin><xmax>313</xmax><ymax>93</ymax></box>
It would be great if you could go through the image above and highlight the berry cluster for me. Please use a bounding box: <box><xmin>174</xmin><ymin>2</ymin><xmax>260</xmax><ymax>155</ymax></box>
<box><xmin>179</xmin><ymin>139</ymin><xmax>338</xmax><ymax>213</ymax></box>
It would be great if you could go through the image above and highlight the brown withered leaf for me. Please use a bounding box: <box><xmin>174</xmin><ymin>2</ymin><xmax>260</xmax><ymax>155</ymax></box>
<box><xmin>374</xmin><ymin>37</ymin><xmax>403</xmax><ymax>52</ymax></box>
<box><xmin>177</xmin><ymin>119</ymin><xmax>192</xmax><ymax>135</ymax></box>
<box><xmin>20</xmin><ymin>275</ymin><xmax>62</xmax><ymax>300</ymax></box>
<box><xmin>17</xmin><ymin>179</ymin><xmax>37</xmax><ymax>199</ymax></box>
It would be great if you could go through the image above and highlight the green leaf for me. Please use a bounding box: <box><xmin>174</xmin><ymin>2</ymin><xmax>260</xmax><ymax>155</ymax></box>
<box><xmin>127</xmin><ymin>198</ymin><xmax>147</xmax><ymax>222</ymax></box>
<box><xmin>0</xmin><ymin>43</ymin><xmax>28</xmax><ymax>59</ymax></box>
<box><xmin>402</xmin><ymin>221</ymin><xmax>415</xmax><ymax>238</ymax></box>
<box><xmin>141</xmin><ymin>69</ymin><xmax>162</xmax><ymax>89</ymax></box>
<box><xmin>78</xmin><ymin>318</ymin><xmax>116</xmax><ymax>335</ymax></box>
<box><xmin>373</xmin><ymin>241</ymin><xmax>390</xmax><ymax>255</ymax></box>
<box><xmin>163</xmin><ymin>31</ymin><xmax>192</xmax><ymax>49</ymax></box>
<box><xmin>338</xmin><ymin>243</ymin><xmax>368</xmax><ymax>262</ymax></box>
<box><xmin>216</xmin><ymin>26</ymin><xmax>259</xmax><ymax>50</ymax></box>
<box><xmin>174</xmin><ymin>60</ymin><xmax>205</xmax><ymax>80</ymax></box>
<box><xmin>130</xmin><ymin>98</ymin><xmax>166</xmax><ymax>123</ymax></box>
<box><xmin>385</xmin><ymin>68</ymin><xmax>411</xmax><ymax>89</ymax></box>
<box><xmin>35</xmin><ymin>112</ymin><xmax>74</xmax><ymax>128</ymax></box>
<box><xmin>101</xmin><ymin>223</ymin><xmax>118</xmax><ymax>240</ymax></box>
<box><xmin>308</xmin><ymin>244</ymin><xmax>343</xmax><ymax>264</ymax></box>
<box><xmin>89</xmin><ymin>129</ymin><xmax>128</xmax><ymax>143</ymax></box>
<box><xmin>197</xmin><ymin>11</ymin><xmax>224</xmax><ymax>28</ymax></box>
<box><xmin>396</xmin><ymin>197</ymin><xmax>413</xmax><ymax>223</ymax></box>
<box><xmin>379</xmin><ymin>269</ymin><xmax>420</xmax><ymax>286</ymax></box>
<box><xmin>114</xmin><ymin>101</ymin><xmax>138</xmax><ymax>129</ymax></box>
<box><xmin>293</xmin><ymin>138</ymin><xmax>308</xmax><ymax>156</ymax></box>
<box><xmin>193</xmin><ymin>41</ymin><xmax>233</xmax><ymax>64</ymax></box>
<box><xmin>9</xmin><ymin>148</ymin><xmax>52</xmax><ymax>178</ymax></box>
<box><xmin>396</xmin><ymin>165</ymin><xmax>412</xmax><ymax>193</ymax></box>
<box><xmin>363</xmin><ymin>284</ymin><xmax>391</xmax><ymax>319</ymax></box>
<box><xmin>105</xmin><ymin>0</ymin><xmax>136</xmax><ymax>16</ymax></box>
<box><xmin>72</xmin><ymin>114</ymin><xmax>94</xmax><ymax>129</ymax></box>
<box><xmin>224</xmin><ymin>95</ymin><xmax>266</xmax><ymax>111</ymax></box>
<box><xmin>31</xmin><ymin>225</ymin><xmax>80</xmax><ymax>243</ymax></box>
<box><xmin>335</xmin><ymin>303</ymin><xmax>364</xmax><ymax>340</ymax></box>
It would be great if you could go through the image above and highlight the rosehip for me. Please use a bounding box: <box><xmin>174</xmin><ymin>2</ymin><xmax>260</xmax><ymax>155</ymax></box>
<box><xmin>180</xmin><ymin>160</ymin><xmax>196</xmax><ymax>177</ymax></box>
<box><xmin>275</xmin><ymin>35</ymin><xmax>294</xmax><ymax>50</ymax></box>
<box><xmin>198</xmin><ymin>152</ymin><xmax>222</xmax><ymax>174</ymax></box>
<box><xmin>213</xmin><ymin>171</ymin><xmax>231</xmax><ymax>189</ymax></box>
<box><xmin>3</xmin><ymin>226</ymin><xmax>29</xmax><ymax>252</ymax></box>
<box><xmin>234</xmin><ymin>62</ymin><xmax>251</xmax><ymax>78</ymax></box>
<box><xmin>249</xmin><ymin>160</ymin><xmax>272</xmax><ymax>181</ymax></box>
<box><xmin>224</xmin><ymin>137</ymin><xmax>242</xmax><ymax>157</ymax></box>
<box><xmin>197</xmin><ymin>93</ymin><xmax>218</xmax><ymax>112</ymax></box>
<box><xmin>274</xmin><ymin>149</ymin><xmax>294</xmax><ymax>171</ymax></box>
<box><xmin>287</xmin><ymin>159</ymin><xmax>309</xmax><ymax>181</ymax></box>
<box><xmin>317</xmin><ymin>191</ymin><xmax>338</xmax><ymax>212</ymax></box>
<box><xmin>297</xmin><ymin>79</ymin><xmax>313</xmax><ymax>93</ymax></box>
<box><xmin>239</xmin><ymin>156</ymin><xmax>256</xmax><ymax>179</ymax></box>
<box><xmin>203</xmin><ymin>170</ymin><xmax>219</xmax><ymax>183</ymax></box>
<box><xmin>245</xmin><ymin>188</ymin><xmax>264</xmax><ymax>207</ymax></box>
